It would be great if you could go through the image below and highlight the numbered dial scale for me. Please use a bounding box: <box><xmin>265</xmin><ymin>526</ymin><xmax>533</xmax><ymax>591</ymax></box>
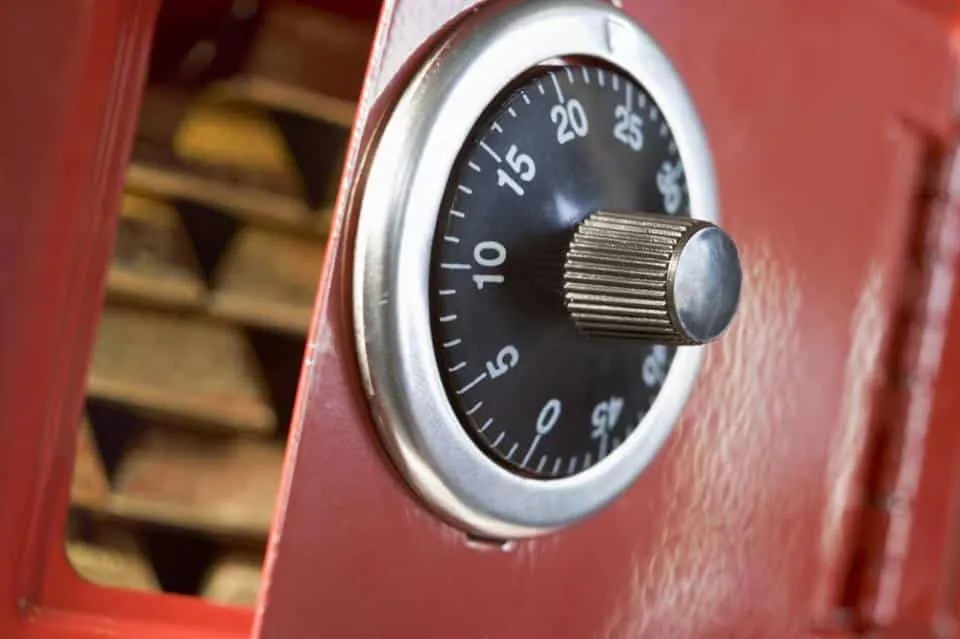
<box><xmin>353</xmin><ymin>0</ymin><xmax>742</xmax><ymax>538</ymax></box>
<box><xmin>433</xmin><ymin>64</ymin><xmax>685</xmax><ymax>478</ymax></box>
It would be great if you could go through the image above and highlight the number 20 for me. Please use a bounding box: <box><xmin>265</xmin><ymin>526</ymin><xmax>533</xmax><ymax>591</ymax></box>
<box><xmin>550</xmin><ymin>99</ymin><xmax>589</xmax><ymax>144</ymax></box>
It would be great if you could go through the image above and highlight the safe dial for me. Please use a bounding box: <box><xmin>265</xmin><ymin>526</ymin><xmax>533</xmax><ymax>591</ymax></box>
<box><xmin>353</xmin><ymin>0</ymin><xmax>740</xmax><ymax>538</ymax></box>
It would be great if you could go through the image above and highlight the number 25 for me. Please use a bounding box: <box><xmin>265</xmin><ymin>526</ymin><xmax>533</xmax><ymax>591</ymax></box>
<box><xmin>613</xmin><ymin>105</ymin><xmax>643</xmax><ymax>151</ymax></box>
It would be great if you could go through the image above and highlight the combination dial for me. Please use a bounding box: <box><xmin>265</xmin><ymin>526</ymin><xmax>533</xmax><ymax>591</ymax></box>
<box><xmin>353</xmin><ymin>0</ymin><xmax>741</xmax><ymax>538</ymax></box>
<box><xmin>432</xmin><ymin>63</ymin><xmax>724</xmax><ymax>478</ymax></box>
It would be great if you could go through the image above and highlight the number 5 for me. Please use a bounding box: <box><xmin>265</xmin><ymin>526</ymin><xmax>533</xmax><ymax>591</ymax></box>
<box><xmin>486</xmin><ymin>345</ymin><xmax>519</xmax><ymax>379</ymax></box>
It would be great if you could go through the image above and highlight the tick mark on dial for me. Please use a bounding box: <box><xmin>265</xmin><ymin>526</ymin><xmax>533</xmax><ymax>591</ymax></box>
<box><xmin>537</xmin><ymin>455</ymin><xmax>547</xmax><ymax>473</ymax></box>
<box><xmin>492</xmin><ymin>431</ymin><xmax>506</xmax><ymax>447</ymax></box>
<box><xmin>612</xmin><ymin>74</ymin><xmax>620</xmax><ymax>91</ymax></box>
<box><xmin>490</xmin><ymin>122</ymin><xmax>503</xmax><ymax>133</ymax></box>
<box><xmin>550</xmin><ymin>73</ymin><xmax>565</xmax><ymax>102</ymax></box>
<box><xmin>522</xmin><ymin>434</ymin><xmax>542</xmax><ymax>466</ymax></box>
<box><xmin>442</xmin><ymin>338</ymin><xmax>462</xmax><ymax>348</ymax></box>
<box><xmin>650</xmin><ymin>106</ymin><xmax>659</xmax><ymax>121</ymax></box>
<box><xmin>479</xmin><ymin>418</ymin><xmax>493</xmax><ymax>433</ymax></box>
<box><xmin>507</xmin><ymin>442</ymin><xmax>519</xmax><ymax>459</ymax></box>
<box><xmin>597</xmin><ymin>68</ymin><xmax>605</xmax><ymax>86</ymax></box>
<box><xmin>479</xmin><ymin>141</ymin><xmax>502</xmax><ymax>163</ymax></box>
<box><xmin>438</xmin><ymin>289</ymin><xmax>456</xmax><ymax>297</ymax></box>
<box><xmin>468</xmin><ymin>161</ymin><xmax>482</xmax><ymax>172</ymax></box>
<box><xmin>581</xmin><ymin>67</ymin><xmax>590</xmax><ymax>84</ymax></box>
<box><xmin>659</xmin><ymin>123</ymin><xmax>668</xmax><ymax>137</ymax></box>
<box><xmin>449</xmin><ymin>209</ymin><xmax>465</xmax><ymax>218</ymax></box>
<box><xmin>568</xmin><ymin>457</ymin><xmax>578</xmax><ymax>474</ymax></box>
<box><xmin>457</xmin><ymin>372</ymin><xmax>488</xmax><ymax>395</ymax></box>
<box><xmin>440</xmin><ymin>262</ymin><xmax>471</xmax><ymax>270</ymax></box>
<box><xmin>565</xmin><ymin>67</ymin><xmax>575</xmax><ymax>83</ymax></box>
<box><xmin>521</xmin><ymin>92</ymin><xmax>531</xmax><ymax>105</ymax></box>
<box><xmin>466</xmin><ymin>401</ymin><xmax>483</xmax><ymax>415</ymax></box>
<box><xmin>508</xmin><ymin>107</ymin><xmax>517</xmax><ymax>118</ymax></box>
<box><xmin>584</xmin><ymin>452</ymin><xmax>593</xmax><ymax>468</ymax></box>
<box><xmin>537</xmin><ymin>81</ymin><xmax>545</xmax><ymax>95</ymax></box>
<box><xmin>448</xmin><ymin>361</ymin><xmax>467</xmax><ymax>372</ymax></box>
<box><xmin>439</xmin><ymin>313</ymin><xmax>458</xmax><ymax>323</ymax></box>
<box><xmin>443</xmin><ymin>235</ymin><xmax>460</xmax><ymax>244</ymax></box>
<box><xmin>458</xmin><ymin>185</ymin><xmax>473</xmax><ymax>195</ymax></box>
<box><xmin>552</xmin><ymin>458</ymin><xmax>563</xmax><ymax>476</ymax></box>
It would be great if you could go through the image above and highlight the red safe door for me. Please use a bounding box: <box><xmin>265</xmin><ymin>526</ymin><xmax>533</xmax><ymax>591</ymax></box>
<box><xmin>0</xmin><ymin>1</ymin><xmax>958</xmax><ymax>638</ymax></box>
<box><xmin>256</xmin><ymin>1</ymin><xmax>960</xmax><ymax>638</ymax></box>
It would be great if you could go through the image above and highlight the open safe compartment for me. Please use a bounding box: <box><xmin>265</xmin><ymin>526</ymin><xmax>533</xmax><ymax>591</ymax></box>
<box><xmin>64</xmin><ymin>0</ymin><xmax>377</xmax><ymax>611</ymax></box>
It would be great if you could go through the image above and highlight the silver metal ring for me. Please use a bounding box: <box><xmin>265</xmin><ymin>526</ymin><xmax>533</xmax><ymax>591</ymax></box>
<box><xmin>352</xmin><ymin>0</ymin><xmax>718</xmax><ymax>539</ymax></box>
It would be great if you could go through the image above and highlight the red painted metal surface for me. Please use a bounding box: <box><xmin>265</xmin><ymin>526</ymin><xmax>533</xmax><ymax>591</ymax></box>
<box><xmin>870</xmin><ymin>171</ymin><xmax>960</xmax><ymax>637</ymax></box>
<box><xmin>257</xmin><ymin>0</ymin><xmax>960</xmax><ymax>637</ymax></box>
<box><xmin>0</xmin><ymin>1</ymin><xmax>252</xmax><ymax>637</ymax></box>
<box><xmin>1</xmin><ymin>0</ymin><xmax>959</xmax><ymax>637</ymax></box>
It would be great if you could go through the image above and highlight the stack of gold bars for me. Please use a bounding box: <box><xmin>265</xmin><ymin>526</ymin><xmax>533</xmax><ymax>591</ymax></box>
<box><xmin>66</xmin><ymin>4</ymin><xmax>371</xmax><ymax>606</ymax></box>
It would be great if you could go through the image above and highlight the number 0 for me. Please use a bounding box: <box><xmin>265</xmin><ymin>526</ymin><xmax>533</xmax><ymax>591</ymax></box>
<box><xmin>473</xmin><ymin>241</ymin><xmax>506</xmax><ymax>267</ymax></box>
<box><xmin>536</xmin><ymin>399</ymin><xmax>562</xmax><ymax>435</ymax></box>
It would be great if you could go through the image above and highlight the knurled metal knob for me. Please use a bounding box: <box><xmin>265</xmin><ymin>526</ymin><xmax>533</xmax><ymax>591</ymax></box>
<box><xmin>563</xmin><ymin>211</ymin><xmax>742</xmax><ymax>345</ymax></box>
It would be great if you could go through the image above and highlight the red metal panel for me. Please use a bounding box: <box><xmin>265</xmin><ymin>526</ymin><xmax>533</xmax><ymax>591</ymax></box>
<box><xmin>0</xmin><ymin>1</ymin><xmax>251</xmax><ymax>637</ymax></box>
<box><xmin>0</xmin><ymin>0</ymin><xmax>956</xmax><ymax>636</ymax></box>
<box><xmin>876</xmin><ymin>193</ymin><xmax>960</xmax><ymax>637</ymax></box>
<box><xmin>258</xmin><ymin>0</ymin><xmax>960</xmax><ymax>637</ymax></box>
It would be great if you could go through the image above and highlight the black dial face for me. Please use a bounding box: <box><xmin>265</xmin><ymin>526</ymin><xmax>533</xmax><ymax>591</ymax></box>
<box><xmin>430</xmin><ymin>62</ymin><xmax>689</xmax><ymax>479</ymax></box>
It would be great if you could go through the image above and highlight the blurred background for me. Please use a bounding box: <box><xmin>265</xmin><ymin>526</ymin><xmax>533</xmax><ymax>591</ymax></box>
<box><xmin>66</xmin><ymin>0</ymin><xmax>380</xmax><ymax>607</ymax></box>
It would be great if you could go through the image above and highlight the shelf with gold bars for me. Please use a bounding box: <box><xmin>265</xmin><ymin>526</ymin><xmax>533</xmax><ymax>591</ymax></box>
<box><xmin>87</xmin><ymin>306</ymin><xmax>277</xmax><ymax>434</ymax></box>
<box><xmin>67</xmin><ymin>0</ymin><xmax>374</xmax><ymax>606</ymax></box>
<box><xmin>71</xmin><ymin>413</ymin><xmax>281</xmax><ymax>540</ymax></box>
<box><xmin>67</xmin><ymin>524</ymin><xmax>161</xmax><ymax>593</ymax></box>
<box><xmin>207</xmin><ymin>4</ymin><xmax>371</xmax><ymax>128</ymax></box>
<box><xmin>107</xmin><ymin>193</ymin><xmax>206</xmax><ymax>309</ymax></box>
<box><xmin>109</xmin><ymin>428</ymin><xmax>282</xmax><ymax>539</ymax></box>
<box><xmin>200</xmin><ymin>552</ymin><xmax>264</xmax><ymax>606</ymax></box>
<box><xmin>105</xmin><ymin>195</ymin><xmax>327</xmax><ymax>335</ymax></box>
<box><xmin>126</xmin><ymin>135</ymin><xmax>320</xmax><ymax>235</ymax></box>
<box><xmin>209</xmin><ymin>227</ymin><xmax>324</xmax><ymax>334</ymax></box>
<box><xmin>128</xmin><ymin>87</ymin><xmax>333</xmax><ymax>234</ymax></box>
<box><xmin>67</xmin><ymin>510</ymin><xmax>265</xmax><ymax>603</ymax></box>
